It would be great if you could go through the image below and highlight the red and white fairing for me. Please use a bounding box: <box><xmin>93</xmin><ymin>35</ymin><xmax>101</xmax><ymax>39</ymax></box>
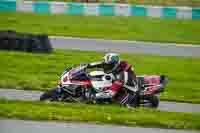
<box><xmin>60</xmin><ymin>67</ymin><xmax>91</xmax><ymax>86</ymax></box>
<box><xmin>59</xmin><ymin>65</ymin><xmax>164</xmax><ymax>95</ymax></box>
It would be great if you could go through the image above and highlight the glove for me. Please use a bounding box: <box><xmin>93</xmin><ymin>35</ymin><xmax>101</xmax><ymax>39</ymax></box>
<box><xmin>80</xmin><ymin>63</ymin><xmax>89</xmax><ymax>70</ymax></box>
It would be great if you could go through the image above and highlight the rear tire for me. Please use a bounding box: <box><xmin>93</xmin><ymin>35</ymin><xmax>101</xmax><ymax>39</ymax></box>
<box><xmin>143</xmin><ymin>95</ymin><xmax>159</xmax><ymax>108</ymax></box>
<box><xmin>40</xmin><ymin>88</ymin><xmax>59</xmax><ymax>101</ymax></box>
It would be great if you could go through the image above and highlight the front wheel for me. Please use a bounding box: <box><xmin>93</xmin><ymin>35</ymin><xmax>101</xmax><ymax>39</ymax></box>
<box><xmin>40</xmin><ymin>88</ymin><xmax>59</xmax><ymax>101</ymax></box>
<box><xmin>142</xmin><ymin>95</ymin><xmax>159</xmax><ymax>108</ymax></box>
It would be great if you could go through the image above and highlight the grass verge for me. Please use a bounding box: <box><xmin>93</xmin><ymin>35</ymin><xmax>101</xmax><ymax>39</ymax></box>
<box><xmin>1</xmin><ymin>12</ymin><xmax>200</xmax><ymax>44</ymax></box>
<box><xmin>0</xmin><ymin>99</ymin><xmax>200</xmax><ymax>130</ymax></box>
<box><xmin>0</xmin><ymin>50</ymin><xmax>200</xmax><ymax>103</ymax></box>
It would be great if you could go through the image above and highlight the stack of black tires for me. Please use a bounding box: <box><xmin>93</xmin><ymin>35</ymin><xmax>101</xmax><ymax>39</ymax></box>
<box><xmin>0</xmin><ymin>30</ymin><xmax>52</xmax><ymax>53</ymax></box>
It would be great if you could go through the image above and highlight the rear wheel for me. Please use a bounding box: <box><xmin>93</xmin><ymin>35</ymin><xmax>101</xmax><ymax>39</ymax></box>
<box><xmin>40</xmin><ymin>88</ymin><xmax>59</xmax><ymax>102</ymax></box>
<box><xmin>143</xmin><ymin>95</ymin><xmax>159</xmax><ymax>108</ymax></box>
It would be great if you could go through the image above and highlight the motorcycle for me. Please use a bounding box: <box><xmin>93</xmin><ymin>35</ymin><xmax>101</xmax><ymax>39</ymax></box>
<box><xmin>40</xmin><ymin>64</ymin><xmax>168</xmax><ymax>108</ymax></box>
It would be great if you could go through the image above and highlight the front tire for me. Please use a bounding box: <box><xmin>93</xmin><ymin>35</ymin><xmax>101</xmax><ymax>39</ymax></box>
<box><xmin>40</xmin><ymin>88</ymin><xmax>59</xmax><ymax>101</ymax></box>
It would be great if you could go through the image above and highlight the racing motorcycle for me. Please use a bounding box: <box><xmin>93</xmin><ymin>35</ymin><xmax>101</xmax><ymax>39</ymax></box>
<box><xmin>40</xmin><ymin>64</ymin><xmax>168</xmax><ymax>108</ymax></box>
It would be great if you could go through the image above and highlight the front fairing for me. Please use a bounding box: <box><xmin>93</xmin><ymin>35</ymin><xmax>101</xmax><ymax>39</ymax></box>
<box><xmin>69</xmin><ymin>67</ymin><xmax>89</xmax><ymax>81</ymax></box>
<box><xmin>60</xmin><ymin>66</ymin><xmax>90</xmax><ymax>87</ymax></box>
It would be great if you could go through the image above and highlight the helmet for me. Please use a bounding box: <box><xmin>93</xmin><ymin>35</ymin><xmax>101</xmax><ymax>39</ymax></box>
<box><xmin>103</xmin><ymin>53</ymin><xmax>120</xmax><ymax>70</ymax></box>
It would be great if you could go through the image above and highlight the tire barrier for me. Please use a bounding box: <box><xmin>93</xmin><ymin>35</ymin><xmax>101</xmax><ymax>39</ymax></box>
<box><xmin>0</xmin><ymin>30</ymin><xmax>52</xmax><ymax>53</ymax></box>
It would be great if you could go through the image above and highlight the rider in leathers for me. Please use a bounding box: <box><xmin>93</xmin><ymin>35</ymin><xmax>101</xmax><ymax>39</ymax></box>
<box><xmin>87</xmin><ymin>53</ymin><xmax>140</xmax><ymax>107</ymax></box>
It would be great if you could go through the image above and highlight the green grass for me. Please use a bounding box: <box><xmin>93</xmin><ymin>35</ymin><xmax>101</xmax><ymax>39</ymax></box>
<box><xmin>0</xmin><ymin>99</ymin><xmax>200</xmax><ymax>130</ymax></box>
<box><xmin>0</xmin><ymin>50</ymin><xmax>200</xmax><ymax>103</ymax></box>
<box><xmin>1</xmin><ymin>12</ymin><xmax>200</xmax><ymax>44</ymax></box>
<box><xmin>26</xmin><ymin>0</ymin><xmax>200</xmax><ymax>7</ymax></box>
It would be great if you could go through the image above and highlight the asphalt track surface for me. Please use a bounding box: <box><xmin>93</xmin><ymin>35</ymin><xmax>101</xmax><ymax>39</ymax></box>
<box><xmin>0</xmin><ymin>119</ymin><xmax>199</xmax><ymax>133</ymax></box>
<box><xmin>50</xmin><ymin>36</ymin><xmax>200</xmax><ymax>57</ymax></box>
<box><xmin>0</xmin><ymin>89</ymin><xmax>200</xmax><ymax>113</ymax></box>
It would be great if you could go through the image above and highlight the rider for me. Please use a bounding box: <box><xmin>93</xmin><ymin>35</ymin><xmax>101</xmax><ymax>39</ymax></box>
<box><xmin>87</xmin><ymin>53</ymin><xmax>140</xmax><ymax>107</ymax></box>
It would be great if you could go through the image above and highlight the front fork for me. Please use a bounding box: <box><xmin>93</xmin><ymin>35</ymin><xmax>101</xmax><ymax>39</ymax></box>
<box><xmin>55</xmin><ymin>86</ymin><xmax>65</xmax><ymax>101</ymax></box>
